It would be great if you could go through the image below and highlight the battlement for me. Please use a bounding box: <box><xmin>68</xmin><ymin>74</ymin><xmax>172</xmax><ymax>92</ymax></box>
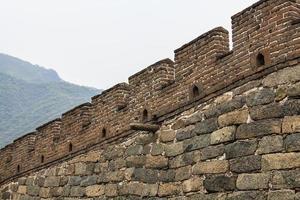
<box><xmin>0</xmin><ymin>0</ymin><xmax>299</xmax><ymax>184</ymax></box>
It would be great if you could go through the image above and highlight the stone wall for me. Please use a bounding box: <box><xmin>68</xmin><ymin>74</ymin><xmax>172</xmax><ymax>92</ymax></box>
<box><xmin>1</xmin><ymin>63</ymin><xmax>300</xmax><ymax>199</ymax></box>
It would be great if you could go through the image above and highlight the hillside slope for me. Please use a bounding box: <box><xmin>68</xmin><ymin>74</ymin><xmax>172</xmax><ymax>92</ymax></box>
<box><xmin>0</xmin><ymin>54</ymin><xmax>100</xmax><ymax>148</ymax></box>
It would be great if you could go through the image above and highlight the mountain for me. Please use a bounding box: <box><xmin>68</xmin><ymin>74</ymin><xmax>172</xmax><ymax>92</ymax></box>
<box><xmin>0</xmin><ymin>53</ymin><xmax>101</xmax><ymax>148</ymax></box>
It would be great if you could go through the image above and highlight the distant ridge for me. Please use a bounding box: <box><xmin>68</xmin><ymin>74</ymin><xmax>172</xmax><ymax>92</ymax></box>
<box><xmin>0</xmin><ymin>53</ymin><xmax>101</xmax><ymax>147</ymax></box>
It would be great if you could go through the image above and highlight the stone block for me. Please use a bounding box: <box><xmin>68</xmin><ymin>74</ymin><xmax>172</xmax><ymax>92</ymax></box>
<box><xmin>268</xmin><ymin>190</ymin><xmax>295</xmax><ymax>200</ymax></box>
<box><xmin>44</xmin><ymin>176</ymin><xmax>60</xmax><ymax>187</ymax></box>
<box><xmin>175</xmin><ymin>166</ymin><xmax>191</xmax><ymax>181</ymax></box>
<box><xmin>126</xmin><ymin>155</ymin><xmax>146</xmax><ymax>168</ymax></box>
<box><xmin>169</xmin><ymin>150</ymin><xmax>201</xmax><ymax>169</ymax></box>
<box><xmin>193</xmin><ymin>118</ymin><xmax>218</xmax><ymax>135</ymax></box>
<box><xmin>106</xmin><ymin>171</ymin><xmax>124</xmax><ymax>182</ymax></box>
<box><xmin>211</xmin><ymin>126</ymin><xmax>236</xmax><ymax>144</ymax></box>
<box><xmin>282</xmin><ymin>116</ymin><xmax>300</xmax><ymax>133</ymax></box>
<box><xmin>39</xmin><ymin>188</ymin><xmax>50</xmax><ymax>198</ymax></box>
<box><xmin>164</xmin><ymin>142</ymin><xmax>185</xmax><ymax>157</ymax></box>
<box><xmin>227</xmin><ymin>191</ymin><xmax>266</xmax><ymax>200</ymax></box>
<box><xmin>132</xmin><ymin>168</ymin><xmax>158</xmax><ymax>184</ymax></box>
<box><xmin>262</xmin><ymin>153</ymin><xmax>300</xmax><ymax>171</ymax></box>
<box><xmin>236</xmin><ymin>119</ymin><xmax>281</xmax><ymax>139</ymax></box>
<box><xmin>236</xmin><ymin>173</ymin><xmax>270</xmax><ymax>190</ymax></box>
<box><xmin>80</xmin><ymin>176</ymin><xmax>98</xmax><ymax>186</ymax></box>
<box><xmin>182</xmin><ymin>177</ymin><xmax>203</xmax><ymax>193</ymax></box>
<box><xmin>183</xmin><ymin>134</ymin><xmax>210</xmax><ymax>152</ymax></box>
<box><xmin>203</xmin><ymin>175</ymin><xmax>236</xmax><ymax>192</ymax></box>
<box><xmin>218</xmin><ymin>109</ymin><xmax>249</xmax><ymax>127</ymax></box>
<box><xmin>229</xmin><ymin>155</ymin><xmax>261</xmax><ymax>173</ymax></box>
<box><xmin>151</xmin><ymin>143</ymin><xmax>164</xmax><ymax>156</ymax></box>
<box><xmin>257</xmin><ymin>135</ymin><xmax>283</xmax><ymax>154</ymax></box>
<box><xmin>105</xmin><ymin>184</ymin><xmax>118</xmax><ymax>197</ymax></box>
<box><xmin>271</xmin><ymin>169</ymin><xmax>300</xmax><ymax>189</ymax></box>
<box><xmin>158</xmin><ymin>170</ymin><xmax>176</xmax><ymax>182</ymax></box>
<box><xmin>225</xmin><ymin>139</ymin><xmax>257</xmax><ymax>159</ymax></box>
<box><xmin>17</xmin><ymin>186</ymin><xmax>27</xmax><ymax>194</ymax></box>
<box><xmin>158</xmin><ymin>183</ymin><xmax>182</xmax><ymax>197</ymax></box>
<box><xmin>249</xmin><ymin>103</ymin><xmax>283</xmax><ymax>120</ymax></box>
<box><xmin>176</xmin><ymin>125</ymin><xmax>196</xmax><ymax>141</ymax></box>
<box><xmin>86</xmin><ymin>185</ymin><xmax>105</xmax><ymax>197</ymax></box>
<box><xmin>125</xmin><ymin>145</ymin><xmax>143</xmax><ymax>156</ymax></box>
<box><xmin>246</xmin><ymin>88</ymin><xmax>275</xmax><ymax>107</ymax></box>
<box><xmin>70</xmin><ymin>186</ymin><xmax>84</xmax><ymax>197</ymax></box>
<box><xmin>200</xmin><ymin>145</ymin><xmax>224</xmax><ymax>161</ymax></box>
<box><xmin>68</xmin><ymin>176</ymin><xmax>82</xmax><ymax>186</ymax></box>
<box><xmin>27</xmin><ymin>186</ymin><xmax>40</xmax><ymax>196</ymax></box>
<box><xmin>284</xmin><ymin>133</ymin><xmax>300</xmax><ymax>152</ymax></box>
<box><xmin>193</xmin><ymin>160</ymin><xmax>229</xmax><ymax>175</ymax></box>
<box><xmin>145</xmin><ymin>155</ymin><xmax>168</xmax><ymax>169</ymax></box>
<box><xmin>159</xmin><ymin>130</ymin><xmax>175</xmax><ymax>142</ymax></box>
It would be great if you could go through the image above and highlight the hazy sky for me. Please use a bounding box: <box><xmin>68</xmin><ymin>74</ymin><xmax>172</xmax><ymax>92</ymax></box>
<box><xmin>0</xmin><ymin>0</ymin><xmax>258</xmax><ymax>89</ymax></box>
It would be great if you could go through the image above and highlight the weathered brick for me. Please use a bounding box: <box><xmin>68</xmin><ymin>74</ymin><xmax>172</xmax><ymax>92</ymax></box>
<box><xmin>193</xmin><ymin>160</ymin><xmax>229</xmax><ymax>175</ymax></box>
<box><xmin>236</xmin><ymin>173</ymin><xmax>270</xmax><ymax>190</ymax></box>
<box><xmin>262</xmin><ymin>153</ymin><xmax>300</xmax><ymax>171</ymax></box>
<box><xmin>225</xmin><ymin>139</ymin><xmax>257</xmax><ymax>159</ymax></box>
<box><xmin>236</xmin><ymin>119</ymin><xmax>281</xmax><ymax>139</ymax></box>
<box><xmin>169</xmin><ymin>150</ymin><xmax>201</xmax><ymax>168</ymax></box>
<box><xmin>218</xmin><ymin>109</ymin><xmax>249</xmax><ymax>127</ymax></box>
<box><xmin>211</xmin><ymin>126</ymin><xmax>236</xmax><ymax>144</ymax></box>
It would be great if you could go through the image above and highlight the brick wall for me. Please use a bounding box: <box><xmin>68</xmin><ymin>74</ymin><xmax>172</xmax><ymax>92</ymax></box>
<box><xmin>0</xmin><ymin>0</ymin><xmax>299</xmax><ymax>192</ymax></box>
<box><xmin>1</xmin><ymin>63</ymin><xmax>300</xmax><ymax>199</ymax></box>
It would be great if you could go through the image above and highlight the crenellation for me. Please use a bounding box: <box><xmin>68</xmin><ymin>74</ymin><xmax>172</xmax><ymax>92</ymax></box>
<box><xmin>0</xmin><ymin>0</ymin><xmax>300</xmax><ymax>191</ymax></box>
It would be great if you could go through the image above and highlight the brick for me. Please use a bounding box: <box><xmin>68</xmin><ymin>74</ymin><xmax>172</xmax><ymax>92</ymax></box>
<box><xmin>236</xmin><ymin>119</ymin><xmax>281</xmax><ymax>139</ymax></box>
<box><xmin>236</xmin><ymin>173</ymin><xmax>270</xmax><ymax>190</ymax></box>
<box><xmin>282</xmin><ymin>116</ymin><xmax>300</xmax><ymax>133</ymax></box>
<box><xmin>193</xmin><ymin>160</ymin><xmax>229</xmax><ymax>175</ymax></box>
<box><xmin>225</xmin><ymin>139</ymin><xmax>257</xmax><ymax>159</ymax></box>
<box><xmin>257</xmin><ymin>135</ymin><xmax>283</xmax><ymax>154</ymax></box>
<box><xmin>211</xmin><ymin>126</ymin><xmax>236</xmax><ymax>144</ymax></box>
<box><xmin>262</xmin><ymin>153</ymin><xmax>300</xmax><ymax>171</ymax></box>
<box><xmin>218</xmin><ymin>109</ymin><xmax>249</xmax><ymax>127</ymax></box>
<box><xmin>229</xmin><ymin>155</ymin><xmax>261</xmax><ymax>173</ymax></box>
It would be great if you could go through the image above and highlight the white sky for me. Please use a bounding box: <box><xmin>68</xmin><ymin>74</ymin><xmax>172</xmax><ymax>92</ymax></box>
<box><xmin>0</xmin><ymin>0</ymin><xmax>258</xmax><ymax>89</ymax></box>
